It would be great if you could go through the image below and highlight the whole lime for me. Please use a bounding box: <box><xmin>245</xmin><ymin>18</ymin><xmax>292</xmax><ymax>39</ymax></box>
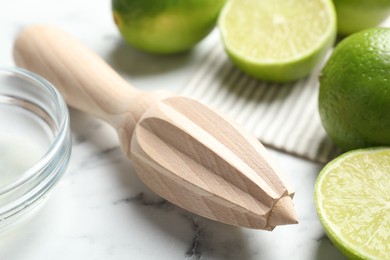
<box><xmin>112</xmin><ymin>0</ymin><xmax>226</xmax><ymax>54</ymax></box>
<box><xmin>333</xmin><ymin>0</ymin><xmax>390</xmax><ymax>35</ymax></box>
<box><xmin>319</xmin><ymin>28</ymin><xmax>390</xmax><ymax>151</ymax></box>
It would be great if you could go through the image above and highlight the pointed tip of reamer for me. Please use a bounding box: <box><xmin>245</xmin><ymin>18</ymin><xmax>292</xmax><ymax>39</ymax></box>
<box><xmin>268</xmin><ymin>195</ymin><xmax>298</xmax><ymax>228</ymax></box>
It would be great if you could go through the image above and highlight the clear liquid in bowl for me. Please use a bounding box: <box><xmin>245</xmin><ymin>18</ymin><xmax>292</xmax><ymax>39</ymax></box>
<box><xmin>0</xmin><ymin>104</ymin><xmax>50</xmax><ymax>188</ymax></box>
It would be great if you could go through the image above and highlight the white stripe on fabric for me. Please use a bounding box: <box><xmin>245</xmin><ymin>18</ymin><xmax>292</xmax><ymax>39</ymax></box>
<box><xmin>179</xmin><ymin>35</ymin><xmax>340</xmax><ymax>163</ymax></box>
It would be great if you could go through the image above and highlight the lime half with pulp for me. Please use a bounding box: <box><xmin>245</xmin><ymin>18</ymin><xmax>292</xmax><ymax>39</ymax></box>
<box><xmin>315</xmin><ymin>147</ymin><xmax>390</xmax><ymax>259</ymax></box>
<box><xmin>218</xmin><ymin>0</ymin><xmax>336</xmax><ymax>82</ymax></box>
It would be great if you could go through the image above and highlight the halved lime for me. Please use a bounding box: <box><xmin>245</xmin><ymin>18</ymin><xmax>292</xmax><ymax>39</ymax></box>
<box><xmin>315</xmin><ymin>148</ymin><xmax>390</xmax><ymax>259</ymax></box>
<box><xmin>218</xmin><ymin>0</ymin><xmax>337</xmax><ymax>82</ymax></box>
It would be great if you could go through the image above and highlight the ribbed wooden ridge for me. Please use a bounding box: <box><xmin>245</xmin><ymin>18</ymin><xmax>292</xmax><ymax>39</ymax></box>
<box><xmin>131</xmin><ymin>97</ymin><xmax>296</xmax><ymax>229</ymax></box>
<box><xmin>13</xmin><ymin>25</ymin><xmax>297</xmax><ymax>230</ymax></box>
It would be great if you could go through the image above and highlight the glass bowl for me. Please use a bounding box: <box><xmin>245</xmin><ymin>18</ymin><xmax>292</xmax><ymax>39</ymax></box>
<box><xmin>0</xmin><ymin>67</ymin><xmax>71</xmax><ymax>232</ymax></box>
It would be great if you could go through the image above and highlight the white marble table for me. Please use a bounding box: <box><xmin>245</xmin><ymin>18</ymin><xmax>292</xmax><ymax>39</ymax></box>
<box><xmin>0</xmin><ymin>1</ymin><xmax>347</xmax><ymax>259</ymax></box>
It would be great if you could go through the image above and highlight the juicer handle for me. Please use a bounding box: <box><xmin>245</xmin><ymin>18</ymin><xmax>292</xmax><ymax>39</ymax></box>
<box><xmin>13</xmin><ymin>25</ymin><xmax>167</xmax><ymax>131</ymax></box>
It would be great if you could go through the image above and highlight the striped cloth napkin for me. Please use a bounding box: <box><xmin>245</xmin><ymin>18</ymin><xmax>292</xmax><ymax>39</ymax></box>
<box><xmin>179</xmin><ymin>33</ymin><xmax>341</xmax><ymax>164</ymax></box>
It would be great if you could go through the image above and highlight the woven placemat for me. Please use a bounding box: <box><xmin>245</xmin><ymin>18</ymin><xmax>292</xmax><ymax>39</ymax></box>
<box><xmin>179</xmin><ymin>34</ymin><xmax>341</xmax><ymax>164</ymax></box>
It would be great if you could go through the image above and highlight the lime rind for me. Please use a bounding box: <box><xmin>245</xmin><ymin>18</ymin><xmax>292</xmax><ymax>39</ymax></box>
<box><xmin>333</xmin><ymin>0</ymin><xmax>390</xmax><ymax>35</ymax></box>
<box><xmin>218</xmin><ymin>0</ymin><xmax>337</xmax><ymax>82</ymax></box>
<box><xmin>112</xmin><ymin>0</ymin><xmax>226</xmax><ymax>54</ymax></box>
<box><xmin>222</xmin><ymin>42</ymin><xmax>332</xmax><ymax>83</ymax></box>
<box><xmin>318</xmin><ymin>28</ymin><xmax>390</xmax><ymax>151</ymax></box>
<box><xmin>315</xmin><ymin>147</ymin><xmax>390</xmax><ymax>260</ymax></box>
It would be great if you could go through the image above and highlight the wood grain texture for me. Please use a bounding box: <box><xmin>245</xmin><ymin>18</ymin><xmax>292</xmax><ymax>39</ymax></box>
<box><xmin>13</xmin><ymin>25</ymin><xmax>297</xmax><ymax>230</ymax></box>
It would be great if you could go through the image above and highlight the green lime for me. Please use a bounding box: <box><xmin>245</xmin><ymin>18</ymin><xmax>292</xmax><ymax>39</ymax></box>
<box><xmin>218</xmin><ymin>0</ymin><xmax>336</xmax><ymax>83</ymax></box>
<box><xmin>112</xmin><ymin>0</ymin><xmax>226</xmax><ymax>54</ymax></box>
<box><xmin>333</xmin><ymin>0</ymin><xmax>390</xmax><ymax>35</ymax></box>
<box><xmin>315</xmin><ymin>147</ymin><xmax>390</xmax><ymax>260</ymax></box>
<box><xmin>319</xmin><ymin>28</ymin><xmax>390</xmax><ymax>151</ymax></box>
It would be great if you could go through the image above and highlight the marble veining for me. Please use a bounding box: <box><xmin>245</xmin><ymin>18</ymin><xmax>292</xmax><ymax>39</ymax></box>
<box><xmin>113</xmin><ymin>192</ymin><xmax>208</xmax><ymax>259</ymax></box>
